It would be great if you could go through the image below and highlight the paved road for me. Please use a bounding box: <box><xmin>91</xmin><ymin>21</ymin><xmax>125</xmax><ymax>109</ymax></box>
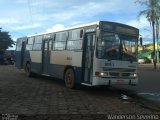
<box><xmin>113</xmin><ymin>64</ymin><xmax>160</xmax><ymax>105</ymax></box>
<box><xmin>0</xmin><ymin>65</ymin><xmax>159</xmax><ymax>119</ymax></box>
<box><xmin>138</xmin><ymin>64</ymin><xmax>160</xmax><ymax>71</ymax></box>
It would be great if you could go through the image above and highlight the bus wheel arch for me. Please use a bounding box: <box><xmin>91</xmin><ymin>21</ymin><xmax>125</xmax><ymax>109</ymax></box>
<box><xmin>64</xmin><ymin>66</ymin><xmax>76</xmax><ymax>89</ymax></box>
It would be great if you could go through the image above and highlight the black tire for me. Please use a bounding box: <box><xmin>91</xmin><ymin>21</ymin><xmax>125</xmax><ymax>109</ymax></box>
<box><xmin>25</xmin><ymin>63</ymin><xmax>33</xmax><ymax>77</ymax></box>
<box><xmin>64</xmin><ymin>68</ymin><xmax>75</xmax><ymax>89</ymax></box>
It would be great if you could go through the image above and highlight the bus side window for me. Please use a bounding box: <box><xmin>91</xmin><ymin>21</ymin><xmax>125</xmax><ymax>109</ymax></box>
<box><xmin>49</xmin><ymin>40</ymin><xmax>53</xmax><ymax>51</ymax></box>
<box><xmin>26</xmin><ymin>37</ymin><xmax>34</xmax><ymax>50</ymax></box>
<box><xmin>53</xmin><ymin>32</ymin><xmax>67</xmax><ymax>50</ymax></box>
<box><xmin>16</xmin><ymin>40</ymin><xmax>22</xmax><ymax>51</ymax></box>
<box><xmin>87</xmin><ymin>34</ymin><xmax>95</xmax><ymax>50</ymax></box>
<box><xmin>33</xmin><ymin>35</ymin><xmax>42</xmax><ymax>51</ymax></box>
<box><xmin>67</xmin><ymin>29</ymin><xmax>83</xmax><ymax>51</ymax></box>
<box><xmin>92</xmin><ymin>35</ymin><xmax>96</xmax><ymax>46</ymax></box>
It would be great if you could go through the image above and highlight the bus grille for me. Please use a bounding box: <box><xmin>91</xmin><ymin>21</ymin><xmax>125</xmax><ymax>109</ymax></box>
<box><xmin>109</xmin><ymin>72</ymin><xmax>131</xmax><ymax>77</ymax></box>
<box><xmin>109</xmin><ymin>72</ymin><xmax>119</xmax><ymax>76</ymax></box>
<box><xmin>103</xmin><ymin>68</ymin><xmax>136</xmax><ymax>77</ymax></box>
<box><xmin>122</xmin><ymin>73</ymin><xmax>130</xmax><ymax>77</ymax></box>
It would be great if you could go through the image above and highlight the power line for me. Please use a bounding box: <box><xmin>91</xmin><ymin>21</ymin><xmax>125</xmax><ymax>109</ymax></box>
<box><xmin>27</xmin><ymin>0</ymin><xmax>34</xmax><ymax>24</ymax></box>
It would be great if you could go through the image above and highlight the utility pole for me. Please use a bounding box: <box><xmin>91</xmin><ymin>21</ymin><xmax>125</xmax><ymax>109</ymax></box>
<box><xmin>152</xmin><ymin>20</ymin><xmax>157</xmax><ymax>69</ymax></box>
<box><xmin>156</xmin><ymin>38</ymin><xmax>159</xmax><ymax>64</ymax></box>
<box><xmin>156</xmin><ymin>23</ymin><xmax>159</xmax><ymax>64</ymax></box>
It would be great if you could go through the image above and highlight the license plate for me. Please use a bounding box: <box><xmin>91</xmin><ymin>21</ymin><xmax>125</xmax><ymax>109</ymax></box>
<box><xmin>116</xmin><ymin>80</ymin><xmax>124</xmax><ymax>84</ymax></box>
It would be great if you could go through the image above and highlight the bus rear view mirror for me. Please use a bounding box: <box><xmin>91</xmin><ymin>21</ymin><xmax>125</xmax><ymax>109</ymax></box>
<box><xmin>140</xmin><ymin>37</ymin><xmax>142</xmax><ymax>46</ymax></box>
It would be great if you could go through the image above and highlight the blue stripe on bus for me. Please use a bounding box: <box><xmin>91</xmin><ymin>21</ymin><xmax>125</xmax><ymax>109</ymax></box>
<box><xmin>31</xmin><ymin>62</ymin><xmax>42</xmax><ymax>73</ymax></box>
<box><xmin>15</xmin><ymin>51</ymin><xmax>22</xmax><ymax>69</ymax></box>
<box><xmin>17</xmin><ymin>50</ymin><xmax>83</xmax><ymax>84</ymax></box>
<box><xmin>48</xmin><ymin>64</ymin><xmax>65</xmax><ymax>79</ymax></box>
<box><xmin>74</xmin><ymin>67</ymin><xmax>82</xmax><ymax>84</ymax></box>
<box><xmin>48</xmin><ymin>64</ymin><xmax>82</xmax><ymax>84</ymax></box>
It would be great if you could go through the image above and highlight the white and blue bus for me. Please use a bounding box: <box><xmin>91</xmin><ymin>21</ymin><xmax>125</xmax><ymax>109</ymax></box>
<box><xmin>15</xmin><ymin>21</ymin><xmax>139</xmax><ymax>88</ymax></box>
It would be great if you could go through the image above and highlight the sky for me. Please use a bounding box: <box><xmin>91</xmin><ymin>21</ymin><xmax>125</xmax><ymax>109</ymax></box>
<box><xmin>0</xmin><ymin>0</ymin><xmax>153</xmax><ymax>50</ymax></box>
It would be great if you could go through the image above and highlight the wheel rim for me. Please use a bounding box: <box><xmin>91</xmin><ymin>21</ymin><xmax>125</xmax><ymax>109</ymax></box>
<box><xmin>65</xmin><ymin>69</ymin><xmax>74</xmax><ymax>88</ymax></box>
<box><xmin>26</xmin><ymin>64</ymin><xmax>30</xmax><ymax>75</ymax></box>
<box><xmin>66</xmin><ymin>73</ymin><xmax>72</xmax><ymax>85</ymax></box>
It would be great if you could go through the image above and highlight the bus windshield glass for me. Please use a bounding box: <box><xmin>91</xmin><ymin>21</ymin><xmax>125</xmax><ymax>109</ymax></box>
<box><xmin>96</xmin><ymin>32</ymin><xmax>138</xmax><ymax>62</ymax></box>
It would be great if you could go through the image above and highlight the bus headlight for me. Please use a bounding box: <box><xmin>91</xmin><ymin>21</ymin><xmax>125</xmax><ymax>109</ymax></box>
<box><xmin>130</xmin><ymin>73</ymin><xmax>137</xmax><ymax>77</ymax></box>
<box><xmin>95</xmin><ymin>72</ymin><xmax>108</xmax><ymax>77</ymax></box>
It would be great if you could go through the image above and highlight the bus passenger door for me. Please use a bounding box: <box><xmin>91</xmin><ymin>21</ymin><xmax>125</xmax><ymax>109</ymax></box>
<box><xmin>82</xmin><ymin>33</ymin><xmax>95</xmax><ymax>84</ymax></box>
<box><xmin>42</xmin><ymin>40</ymin><xmax>49</xmax><ymax>74</ymax></box>
<box><xmin>15</xmin><ymin>38</ymin><xmax>26</xmax><ymax>69</ymax></box>
<box><xmin>21</xmin><ymin>41</ymin><xmax>26</xmax><ymax>68</ymax></box>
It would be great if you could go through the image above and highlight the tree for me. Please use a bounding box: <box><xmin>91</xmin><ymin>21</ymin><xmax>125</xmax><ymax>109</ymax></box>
<box><xmin>155</xmin><ymin>10</ymin><xmax>160</xmax><ymax>63</ymax></box>
<box><xmin>136</xmin><ymin>0</ymin><xmax>160</xmax><ymax>69</ymax></box>
<box><xmin>0</xmin><ymin>28</ymin><xmax>14</xmax><ymax>52</ymax></box>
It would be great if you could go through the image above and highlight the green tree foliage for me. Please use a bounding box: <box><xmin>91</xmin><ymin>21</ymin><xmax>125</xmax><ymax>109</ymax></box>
<box><xmin>136</xmin><ymin>0</ymin><xmax>160</xmax><ymax>67</ymax></box>
<box><xmin>0</xmin><ymin>28</ymin><xmax>14</xmax><ymax>51</ymax></box>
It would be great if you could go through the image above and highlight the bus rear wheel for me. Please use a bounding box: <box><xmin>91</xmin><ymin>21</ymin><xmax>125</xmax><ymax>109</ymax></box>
<box><xmin>25</xmin><ymin>63</ymin><xmax>33</xmax><ymax>77</ymax></box>
<box><xmin>64</xmin><ymin>68</ymin><xmax>75</xmax><ymax>89</ymax></box>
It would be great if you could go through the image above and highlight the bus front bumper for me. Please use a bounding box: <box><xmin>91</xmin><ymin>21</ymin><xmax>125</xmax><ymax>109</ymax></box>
<box><xmin>92</xmin><ymin>76</ymin><xmax>138</xmax><ymax>86</ymax></box>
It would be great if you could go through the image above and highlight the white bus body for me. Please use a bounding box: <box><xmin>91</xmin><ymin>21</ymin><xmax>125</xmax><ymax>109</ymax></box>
<box><xmin>15</xmin><ymin>21</ymin><xmax>139</xmax><ymax>88</ymax></box>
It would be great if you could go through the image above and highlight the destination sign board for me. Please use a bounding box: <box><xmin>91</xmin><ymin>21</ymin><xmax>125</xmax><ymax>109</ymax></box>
<box><xmin>100</xmin><ymin>22</ymin><xmax>139</xmax><ymax>36</ymax></box>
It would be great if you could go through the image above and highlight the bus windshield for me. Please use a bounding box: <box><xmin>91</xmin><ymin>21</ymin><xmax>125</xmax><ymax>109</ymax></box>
<box><xmin>96</xmin><ymin>32</ymin><xmax>138</xmax><ymax>62</ymax></box>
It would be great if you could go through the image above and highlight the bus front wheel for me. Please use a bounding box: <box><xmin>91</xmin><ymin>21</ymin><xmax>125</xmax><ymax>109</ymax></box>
<box><xmin>64</xmin><ymin>68</ymin><xmax>75</xmax><ymax>89</ymax></box>
<box><xmin>25</xmin><ymin>63</ymin><xmax>33</xmax><ymax>77</ymax></box>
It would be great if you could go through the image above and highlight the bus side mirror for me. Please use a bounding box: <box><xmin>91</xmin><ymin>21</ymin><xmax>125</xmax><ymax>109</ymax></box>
<box><xmin>140</xmin><ymin>37</ymin><xmax>143</xmax><ymax>46</ymax></box>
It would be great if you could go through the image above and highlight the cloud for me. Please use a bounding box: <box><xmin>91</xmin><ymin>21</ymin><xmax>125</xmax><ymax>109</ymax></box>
<box><xmin>126</xmin><ymin>17</ymin><xmax>150</xmax><ymax>29</ymax></box>
<box><xmin>1</xmin><ymin>0</ymin><xmax>148</xmax><ymax>41</ymax></box>
<box><xmin>46</xmin><ymin>24</ymin><xmax>65</xmax><ymax>32</ymax></box>
<box><xmin>12</xmin><ymin>23</ymin><xmax>41</xmax><ymax>31</ymax></box>
<box><xmin>14</xmin><ymin>0</ymin><xmax>140</xmax><ymax>24</ymax></box>
<box><xmin>70</xmin><ymin>21</ymin><xmax>84</xmax><ymax>26</ymax></box>
<box><xmin>3</xmin><ymin>0</ymin><xmax>141</xmax><ymax>27</ymax></box>
<box><xmin>16</xmin><ymin>0</ymin><xmax>28</xmax><ymax>4</ymax></box>
<box><xmin>49</xmin><ymin>0</ymin><xmax>135</xmax><ymax>21</ymax></box>
<box><xmin>0</xmin><ymin>18</ymin><xmax>19</xmax><ymax>25</ymax></box>
<box><xmin>124</xmin><ymin>17</ymin><xmax>153</xmax><ymax>43</ymax></box>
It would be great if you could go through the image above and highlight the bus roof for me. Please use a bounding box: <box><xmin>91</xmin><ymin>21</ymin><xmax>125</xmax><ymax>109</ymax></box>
<box><xmin>27</xmin><ymin>21</ymin><xmax>138</xmax><ymax>38</ymax></box>
<box><xmin>27</xmin><ymin>21</ymin><xmax>100</xmax><ymax>37</ymax></box>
